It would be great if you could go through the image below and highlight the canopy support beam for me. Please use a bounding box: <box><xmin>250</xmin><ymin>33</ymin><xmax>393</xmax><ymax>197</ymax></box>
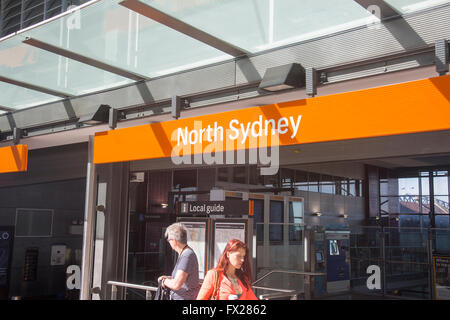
<box><xmin>0</xmin><ymin>75</ymin><xmax>73</xmax><ymax>98</ymax></box>
<box><xmin>23</xmin><ymin>37</ymin><xmax>148</xmax><ymax>82</ymax></box>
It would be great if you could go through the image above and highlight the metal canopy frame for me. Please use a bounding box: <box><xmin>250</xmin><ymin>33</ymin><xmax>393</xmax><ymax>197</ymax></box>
<box><xmin>0</xmin><ymin>0</ymin><xmax>446</xmax><ymax>116</ymax></box>
<box><xmin>119</xmin><ymin>0</ymin><xmax>249</xmax><ymax>58</ymax></box>
<box><xmin>22</xmin><ymin>37</ymin><xmax>148</xmax><ymax>82</ymax></box>
<box><xmin>0</xmin><ymin>75</ymin><xmax>72</xmax><ymax>98</ymax></box>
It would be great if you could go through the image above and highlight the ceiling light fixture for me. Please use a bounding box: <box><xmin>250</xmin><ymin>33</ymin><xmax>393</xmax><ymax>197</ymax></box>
<box><xmin>259</xmin><ymin>63</ymin><xmax>305</xmax><ymax>92</ymax></box>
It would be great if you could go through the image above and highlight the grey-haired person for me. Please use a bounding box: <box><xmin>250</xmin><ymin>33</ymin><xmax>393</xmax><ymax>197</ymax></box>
<box><xmin>157</xmin><ymin>223</ymin><xmax>200</xmax><ymax>300</ymax></box>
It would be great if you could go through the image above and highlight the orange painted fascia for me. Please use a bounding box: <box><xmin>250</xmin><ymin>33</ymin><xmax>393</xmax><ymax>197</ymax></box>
<box><xmin>94</xmin><ymin>75</ymin><xmax>450</xmax><ymax>164</ymax></box>
<box><xmin>0</xmin><ymin>144</ymin><xmax>28</xmax><ymax>173</ymax></box>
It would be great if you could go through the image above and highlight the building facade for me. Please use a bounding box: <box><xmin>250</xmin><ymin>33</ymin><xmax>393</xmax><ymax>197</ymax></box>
<box><xmin>0</xmin><ymin>0</ymin><xmax>449</xmax><ymax>300</ymax></box>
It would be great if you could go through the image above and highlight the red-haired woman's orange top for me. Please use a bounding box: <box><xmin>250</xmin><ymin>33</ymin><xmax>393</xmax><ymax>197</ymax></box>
<box><xmin>196</xmin><ymin>269</ymin><xmax>258</xmax><ymax>300</ymax></box>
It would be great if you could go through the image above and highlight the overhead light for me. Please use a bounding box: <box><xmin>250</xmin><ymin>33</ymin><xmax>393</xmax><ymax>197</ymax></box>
<box><xmin>258</xmin><ymin>63</ymin><xmax>305</xmax><ymax>92</ymax></box>
<box><xmin>161</xmin><ymin>203</ymin><xmax>169</xmax><ymax>208</ymax></box>
<box><xmin>339</xmin><ymin>214</ymin><xmax>348</xmax><ymax>219</ymax></box>
<box><xmin>78</xmin><ymin>104</ymin><xmax>111</xmax><ymax>125</ymax></box>
<box><xmin>312</xmin><ymin>212</ymin><xmax>322</xmax><ymax>217</ymax></box>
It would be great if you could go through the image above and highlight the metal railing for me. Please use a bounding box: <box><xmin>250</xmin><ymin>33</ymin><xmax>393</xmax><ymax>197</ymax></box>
<box><xmin>349</xmin><ymin>226</ymin><xmax>450</xmax><ymax>300</ymax></box>
<box><xmin>108</xmin><ymin>281</ymin><xmax>157</xmax><ymax>300</ymax></box>
<box><xmin>108</xmin><ymin>269</ymin><xmax>325</xmax><ymax>300</ymax></box>
<box><xmin>252</xmin><ymin>269</ymin><xmax>326</xmax><ymax>300</ymax></box>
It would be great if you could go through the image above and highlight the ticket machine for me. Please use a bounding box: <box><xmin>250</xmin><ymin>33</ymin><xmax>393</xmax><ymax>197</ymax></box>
<box><xmin>325</xmin><ymin>230</ymin><xmax>351</xmax><ymax>293</ymax></box>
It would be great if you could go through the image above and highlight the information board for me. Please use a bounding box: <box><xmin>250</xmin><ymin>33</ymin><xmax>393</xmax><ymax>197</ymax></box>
<box><xmin>433</xmin><ymin>255</ymin><xmax>450</xmax><ymax>300</ymax></box>
<box><xmin>179</xmin><ymin>219</ymin><xmax>208</xmax><ymax>279</ymax></box>
<box><xmin>212</xmin><ymin>220</ymin><xmax>247</xmax><ymax>268</ymax></box>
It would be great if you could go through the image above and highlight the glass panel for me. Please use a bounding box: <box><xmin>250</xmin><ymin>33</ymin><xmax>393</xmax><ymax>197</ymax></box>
<box><xmin>24</xmin><ymin>0</ymin><xmax>230</xmax><ymax>79</ymax></box>
<box><xmin>398</xmin><ymin>177</ymin><xmax>419</xmax><ymax>196</ymax></box>
<box><xmin>340</xmin><ymin>179</ymin><xmax>349</xmax><ymax>196</ymax></box>
<box><xmin>294</xmin><ymin>171</ymin><xmax>308</xmax><ymax>191</ymax></box>
<box><xmin>253</xmin><ymin>200</ymin><xmax>264</xmax><ymax>243</ymax></box>
<box><xmin>289</xmin><ymin>201</ymin><xmax>303</xmax><ymax>243</ymax></box>
<box><xmin>398</xmin><ymin>215</ymin><xmax>423</xmax><ymax>227</ymax></box>
<box><xmin>289</xmin><ymin>201</ymin><xmax>303</xmax><ymax>223</ymax></box>
<box><xmin>433</xmin><ymin>173</ymin><xmax>449</xmax><ymax>196</ymax></box>
<box><xmin>435</xmin><ymin>215</ymin><xmax>450</xmax><ymax>228</ymax></box>
<box><xmin>308</xmin><ymin>172</ymin><xmax>320</xmax><ymax>193</ymax></box>
<box><xmin>143</xmin><ymin>0</ymin><xmax>373</xmax><ymax>53</ymax></box>
<box><xmin>255</xmin><ymin>222</ymin><xmax>305</xmax><ymax>298</ymax></box>
<box><xmin>264</xmin><ymin>173</ymin><xmax>279</xmax><ymax>188</ymax></box>
<box><xmin>385</xmin><ymin>0</ymin><xmax>450</xmax><ymax>14</ymax></box>
<box><xmin>434</xmin><ymin>226</ymin><xmax>450</xmax><ymax>253</ymax></box>
<box><xmin>435</xmin><ymin>196</ymin><xmax>450</xmax><ymax>214</ymax></box>
<box><xmin>380</xmin><ymin>179</ymin><xmax>389</xmax><ymax>196</ymax></box>
<box><xmin>269</xmin><ymin>200</ymin><xmax>283</xmax><ymax>243</ymax></box>
<box><xmin>0</xmin><ymin>82</ymin><xmax>60</xmax><ymax>110</ymax></box>
<box><xmin>390</xmin><ymin>215</ymin><xmax>430</xmax><ymax>228</ymax></box>
<box><xmin>421</xmin><ymin>175</ymin><xmax>430</xmax><ymax>196</ymax></box>
<box><xmin>349</xmin><ymin>180</ymin><xmax>356</xmax><ymax>197</ymax></box>
<box><xmin>0</xmin><ymin>33</ymin><xmax>132</xmax><ymax>99</ymax></box>
<box><xmin>281</xmin><ymin>169</ymin><xmax>294</xmax><ymax>188</ymax></box>
<box><xmin>319</xmin><ymin>175</ymin><xmax>335</xmax><ymax>194</ymax></box>
<box><xmin>381</xmin><ymin>196</ymin><xmax>431</xmax><ymax>214</ymax></box>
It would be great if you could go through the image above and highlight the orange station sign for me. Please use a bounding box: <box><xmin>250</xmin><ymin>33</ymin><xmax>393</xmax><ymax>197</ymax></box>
<box><xmin>94</xmin><ymin>75</ymin><xmax>450</xmax><ymax>164</ymax></box>
<box><xmin>0</xmin><ymin>144</ymin><xmax>28</xmax><ymax>173</ymax></box>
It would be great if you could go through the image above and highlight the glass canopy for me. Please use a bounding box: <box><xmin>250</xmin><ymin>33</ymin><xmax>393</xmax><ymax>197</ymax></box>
<box><xmin>0</xmin><ymin>0</ymin><xmax>448</xmax><ymax>115</ymax></box>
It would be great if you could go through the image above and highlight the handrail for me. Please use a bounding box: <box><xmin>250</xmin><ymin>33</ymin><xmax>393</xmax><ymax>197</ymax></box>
<box><xmin>107</xmin><ymin>281</ymin><xmax>158</xmax><ymax>300</ymax></box>
<box><xmin>252</xmin><ymin>286</ymin><xmax>297</xmax><ymax>293</ymax></box>
<box><xmin>258</xmin><ymin>291</ymin><xmax>299</xmax><ymax>300</ymax></box>
<box><xmin>252</xmin><ymin>269</ymin><xmax>326</xmax><ymax>300</ymax></box>
<box><xmin>252</xmin><ymin>269</ymin><xmax>326</xmax><ymax>286</ymax></box>
<box><xmin>108</xmin><ymin>270</ymin><xmax>326</xmax><ymax>300</ymax></box>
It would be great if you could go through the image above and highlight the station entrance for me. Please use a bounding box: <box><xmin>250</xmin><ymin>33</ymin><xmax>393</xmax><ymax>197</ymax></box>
<box><xmin>102</xmin><ymin>157</ymin><xmax>450</xmax><ymax>300</ymax></box>
<box><xmin>124</xmin><ymin>176</ymin><xmax>331</xmax><ymax>300</ymax></box>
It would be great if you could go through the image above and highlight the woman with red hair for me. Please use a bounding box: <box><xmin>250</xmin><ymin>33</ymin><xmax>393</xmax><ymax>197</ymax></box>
<box><xmin>197</xmin><ymin>239</ymin><xmax>258</xmax><ymax>300</ymax></box>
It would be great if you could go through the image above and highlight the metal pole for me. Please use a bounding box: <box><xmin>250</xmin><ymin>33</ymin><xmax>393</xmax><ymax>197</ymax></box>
<box><xmin>43</xmin><ymin>0</ymin><xmax>47</xmax><ymax>20</ymax></box>
<box><xmin>145</xmin><ymin>290</ymin><xmax>152</xmax><ymax>300</ymax></box>
<box><xmin>80</xmin><ymin>136</ymin><xmax>97</xmax><ymax>300</ymax></box>
<box><xmin>380</xmin><ymin>226</ymin><xmax>386</xmax><ymax>297</ymax></box>
<box><xmin>111</xmin><ymin>285</ymin><xmax>117</xmax><ymax>300</ymax></box>
<box><xmin>20</xmin><ymin>0</ymin><xmax>25</xmax><ymax>29</ymax></box>
<box><xmin>427</xmin><ymin>228</ymin><xmax>435</xmax><ymax>300</ymax></box>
